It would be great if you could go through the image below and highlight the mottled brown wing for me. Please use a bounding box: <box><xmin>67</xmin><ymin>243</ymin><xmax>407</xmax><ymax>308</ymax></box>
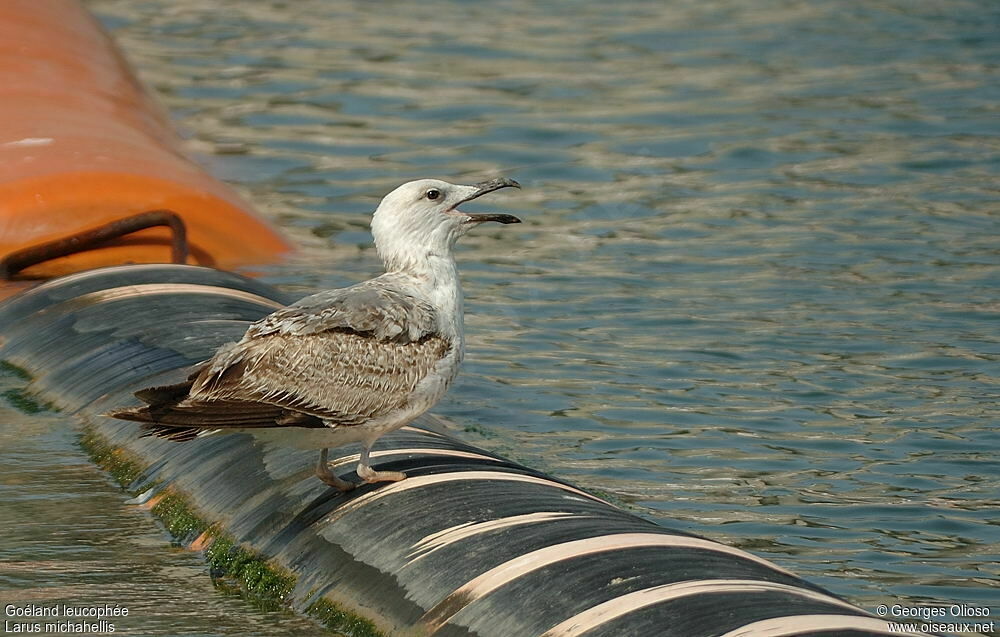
<box><xmin>187</xmin><ymin>330</ymin><xmax>450</xmax><ymax>428</ymax></box>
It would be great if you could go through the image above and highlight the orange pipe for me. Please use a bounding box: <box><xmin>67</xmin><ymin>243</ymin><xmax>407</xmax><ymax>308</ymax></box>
<box><xmin>0</xmin><ymin>0</ymin><xmax>293</xmax><ymax>284</ymax></box>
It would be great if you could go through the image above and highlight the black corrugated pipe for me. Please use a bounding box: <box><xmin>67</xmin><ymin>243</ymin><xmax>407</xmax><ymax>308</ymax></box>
<box><xmin>0</xmin><ymin>265</ymin><xmax>937</xmax><ymax>637</ymax></box>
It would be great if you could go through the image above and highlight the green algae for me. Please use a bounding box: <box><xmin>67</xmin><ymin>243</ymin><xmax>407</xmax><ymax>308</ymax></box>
<box><xmin>79</xmin><ymin>427</ymin><xmax>144</xmax><ymax>490</ymax></box>
<box><xmin>80</xmin><ymin>426</ymin><xmax>292</xmax><ymax>608</ymax></box>
<box><xmin>204</xmin><ymin>534</ymin><xmax>295</xmax><ymax>610</ymax></box>
<box><xmin>1</xmin><ymin>388</ymin><xmax>54</xmax><ymax>414</ymax></box>
<box><xmin>0</xmin><ymin>360</ymin><xmax>32</xmax><ymax>381</ymax></box>
<box><xmin>148</xmin><ymin>496</ymin><xmax>295</xmax><ymax>612</ymax></box>
<box><xmin>306</xmin><ymin>598</ymin><xmax>386</xmax><ymax>637</ymax></box>
<box><xmin>78</xmin><ymin>424</ymin><xmax>384</xmax><ymax>635</ymax></box>
<box><xmin>0</xmin><ymin>361</ymin><xmax>54</xmax><ymax>414</ymax></box>
<box><xmin>151</xmin><ymin>492</ymin><xmax>208</xmax><ymax>542</ymax></box>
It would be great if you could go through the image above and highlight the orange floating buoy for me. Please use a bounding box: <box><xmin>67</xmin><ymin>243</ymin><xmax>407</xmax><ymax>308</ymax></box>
<box><xmin>0</xmin><ymin>0</ymin><xmax>293</xmax><ymax>283</ymax></box>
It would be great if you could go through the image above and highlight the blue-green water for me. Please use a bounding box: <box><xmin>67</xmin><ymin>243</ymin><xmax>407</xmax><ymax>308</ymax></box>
<box><xmin>2</xmin><ymin>0</ymin><xmax>998</xmax><ymax>634</ymax></box>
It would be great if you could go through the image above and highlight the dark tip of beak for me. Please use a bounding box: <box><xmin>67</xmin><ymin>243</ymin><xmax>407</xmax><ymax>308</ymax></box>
<box><xmin>453</xmin><ymin>176</ymin><xmax>522</xmax><ymax>225</ymax></box>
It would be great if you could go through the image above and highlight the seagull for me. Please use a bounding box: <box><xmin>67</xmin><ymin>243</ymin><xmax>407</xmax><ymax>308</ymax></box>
<box><xmin>109</xmin><ymin>177</ymin><xmax>521</xmax><ymax>491</ymax></box>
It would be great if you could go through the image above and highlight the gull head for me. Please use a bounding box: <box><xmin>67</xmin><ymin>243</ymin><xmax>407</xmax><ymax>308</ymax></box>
<box><xmin>371</xmin><ymin>178</ymin><xmax>521</xmax><ymax>271</ymax></box>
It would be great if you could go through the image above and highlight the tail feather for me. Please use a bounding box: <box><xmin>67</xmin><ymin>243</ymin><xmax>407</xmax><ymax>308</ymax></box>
<box><xmin>133</xmin><ymin>364</ymin><xmax>204</xmax><ymax>407</ymax></box>
<box><xmin>107</xmin><ymin>399</ymin><xmax>326</xmax><ymax>443</ymax></box>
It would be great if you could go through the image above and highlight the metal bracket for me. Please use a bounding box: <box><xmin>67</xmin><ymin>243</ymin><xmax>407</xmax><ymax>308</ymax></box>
<box><xmin>0</xmin><ymin>210</ymin><xmax>189</xmax><ymax>279</ymax></box>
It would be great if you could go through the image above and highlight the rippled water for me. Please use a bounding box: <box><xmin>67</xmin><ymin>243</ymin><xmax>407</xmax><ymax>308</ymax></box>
<box><xmin>5</xmin><ymin>0</ymin><xmax>998</xmax><ymax>633</ymax></box>
<box><xmin>0</xmin><ymin>392</ymin><xmax>322</xmax><ymax>635</ymax></box>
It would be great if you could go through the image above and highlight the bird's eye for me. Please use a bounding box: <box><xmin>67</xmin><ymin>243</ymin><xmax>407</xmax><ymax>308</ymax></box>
<box><xmin>426</xmin><ymin>189</ymin><xmax>441</xmax><ymax>200</ymax></box>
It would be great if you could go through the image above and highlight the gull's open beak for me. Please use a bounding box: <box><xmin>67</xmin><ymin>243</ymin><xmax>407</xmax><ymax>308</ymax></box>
<box><xmin>452</xmin><ymin>178</ymin><xmax>522</xmax><ymax>224</ymax></box>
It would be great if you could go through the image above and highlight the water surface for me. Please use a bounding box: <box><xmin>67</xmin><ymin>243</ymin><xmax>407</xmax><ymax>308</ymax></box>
<box><xmin>3</xmin><ymin>0</ymin><xmax>997</xmax><ymax>633</ymax></box>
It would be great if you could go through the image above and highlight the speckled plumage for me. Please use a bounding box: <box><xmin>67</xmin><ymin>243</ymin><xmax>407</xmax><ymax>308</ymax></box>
<box><xmin>110</xmin><ymin>177</ymin><xmax>520</xmax><ymax>490</ymax></box>
<box><xmin>195</xmin><ymin>323</ymin><xmax>452</xmax><ymax>426</ymax></box>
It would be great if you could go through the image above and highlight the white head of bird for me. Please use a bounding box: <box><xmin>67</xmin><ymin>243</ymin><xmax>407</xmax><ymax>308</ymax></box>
<box><xmin>371</xmin><ymin>177</ymin><xmax>520</xmax><ymax>273</ymax></box>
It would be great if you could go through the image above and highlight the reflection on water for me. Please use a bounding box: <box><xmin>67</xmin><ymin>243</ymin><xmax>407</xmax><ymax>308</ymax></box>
<box><xmin>0</xmin><ymin>372</ymin><xmax>322</xmax><ymax>635</ymax></box>
<box><xmin>5</xmin><ymin>0</ymin><xmax>998</xmax><ymax>632</ymax></box>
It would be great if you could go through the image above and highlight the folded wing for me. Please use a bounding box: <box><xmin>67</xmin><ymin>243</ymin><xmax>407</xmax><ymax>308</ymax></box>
<box><xmin>109</xmin><ymin>277</ymin><xmax>449</xmax><ymax>440</ymax></box>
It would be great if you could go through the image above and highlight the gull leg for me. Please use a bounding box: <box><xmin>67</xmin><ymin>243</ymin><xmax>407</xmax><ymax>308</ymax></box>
<box><xmin>357</xmin><ymin>442</ymin><xmax>406</xmax><ymax>485</ymax></box>
<box><xmin>316</xmin><ymin>448</ymin><xmax>356</xmax><ymax>492</ymax></box>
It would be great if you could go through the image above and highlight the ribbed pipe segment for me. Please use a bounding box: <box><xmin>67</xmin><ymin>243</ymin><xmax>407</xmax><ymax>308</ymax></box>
<box><xmin>0</xmin><ymin>265</ymin><xmax>935</xmax><ymax>637</ymax></box>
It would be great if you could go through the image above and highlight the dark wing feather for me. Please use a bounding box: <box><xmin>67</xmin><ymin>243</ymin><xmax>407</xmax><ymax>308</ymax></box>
<box><xmin>133</xmin><ymin>378</ymin><xmax>197</xmax><ymax>406</ymax></box>
<box><xmin>111</xmin><ymin>399</ymin><xmax>325</xmax><ymax>429</ymax></box>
